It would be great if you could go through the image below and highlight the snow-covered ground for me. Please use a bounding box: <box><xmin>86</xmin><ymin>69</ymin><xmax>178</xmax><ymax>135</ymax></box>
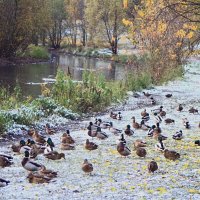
<box><xmin>0</xmin><ymin>58</ymin><xmax>200</xmax><ymax>199</ymax></box>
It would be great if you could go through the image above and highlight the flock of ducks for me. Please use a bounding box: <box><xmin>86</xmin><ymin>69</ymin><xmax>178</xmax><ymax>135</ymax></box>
<box><xmin>0</xmin><ymin>92</ymin><xmax>200</xmax><ymax>187</ymax></box>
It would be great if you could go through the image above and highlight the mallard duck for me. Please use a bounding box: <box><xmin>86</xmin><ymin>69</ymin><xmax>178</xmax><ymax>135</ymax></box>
<box><xmin>135</xmin><ymin>147</ymin><xmax>147</xmax><ymax>158</ymax></box>
<box><xmin>60</xmin><ymin>143</ymin><xmax>75</xmax><ymax>150</ymax></box>
<box><xmin>155</xmin><ymin>136</ymin><xmax>165</xmax><ymax>151</ymax></box>
<box><xmin>189</xmin><ymin>107</ymin><xmax>198</xmax><ymax>114</ymax></box>
<box><xmin>0</xmin><ymin>178</ymin><xmax>10</xmax><ymax>187</ymax></box>
<box><xmin>164</xmin><ymin>149</ymin><xmax>180</xmax><ymax>161</ymax></box>
<box><xmin>26</xmin><ymin>139</ymin><xmax>36</xmax><ymax>147</ymax></box>
<box><xmin>82</xmin><ymin>159</ymin><xmax>93</xmax><ymax>175</ymax></box>
<box><xmin>165</xmin><ymin>94</ymin><xmax>172</xmax><ymax>98</ymax></box>
<box><xmin>61</xmin><ymin>130</ymin><xmax>75</xmax><ymax>144</ymax></box>
<box><xmin>87</xmin><ymin>122</ymin><xmax>97</xmax><ymax>138</ymax></box>
<box><xmin>0</xmin><ymin>155</ymin><xmax>13</xmax><ymax>168</ymax></box>
<box><xmin>150</xmin><ymin>97</ymin><xmax>156</xmax><ymax>105</ymax></box>
<box><xmin>131</xmin><ymin>116</ymin><xmax>140</xmax><ymax>129</ymax></box>
<box><xmin>177</xmin><ymin>104</ymin><xmax>183</xmax><ymax>112</ymax></box>
<box><xmin>109</xmin><ymin>122</ymin><xmax>122</xmax><ymax>135</ymax></box>
<box><xmin>172</xmin><ymin>130</ymin><xmax>183</xmax><ymax>140</ymax></box>
<box><xmin>110</xmin><ymin>111</ymin><xmax>118</xmax><ymax>119</ymax></box>
<box><xmin>27</xmin><ymin>172</ymin><xmax>51</xmax><ymax>184</ymax></box>
<box><xmin>134</xmin><ymin>139</ymin><xmax>147</xmax><ymax>148</ymax></box>
<box><xmin>153</xmin><ymin>113</ymin><xmax>162</xmax><ymax>123</ymax></box>
<box><xmin>152</xmin><ymin>106</ymin><xmax>163</xmax><ymax>115</ymax></box>
<box><xmin>194</xmin><ymin>140</ymin><xmax>200</xmax><ymax>145</ymax></box>
<box><xmin>22</xmin><ymin>151</ymin><xmax>44</xmax><ymax>171</ymax></box>
<box><xmin>98</xmin><ymin>120</ymin><xmax>111</xmax><ymax>129</ymax></box>
<box><xmin>44</xmin><ymin>151</ymin><xmax>65</xmax><ymax>160</ymax></box>
<box><xmin>0</xmin><ymin>154</ymin><xmax>13</xmax><ymax>161</ymax></box>
<box><xmin>124</xmin><ymin>125</ymin><xmax>134</xmax><ymax>136</ymax></box>
<box><xmin>96</xmin><ymin>127</ymin><xmax>108</xmax><ymax>139</ymax></box>
<box><xmin>85</xmin><ymin>139</ymin><xmax>98</xmax><ymax>150</ymax></box>
<box><xmin>27</xmin><ymin>128</ymin><xmax>35</xmax><ymax>137</ymax></box>
<box><xmin>147</xmin><ymin>125</ymin><xmax>156</xmax><ymax>137</ymax></box>
<box><xmin>117</xmin><ymin>112</ymin><xmax>122</xmax><ymax>120</ymax></box>
<box><xmin>32</xmin><ymin>131</ymin><xmax>46</xmax><ymax>145</ymax></box>
<box><xmin>148</xmin><ymin>160</ymin><xmax>158</xmax><ymax>173</ymax></box>
<box><xmin>117</xmin><ymin>141</ymin><xmax>131</xmax><ymax>157</ymax></box>
<box><xmin>143</xmin><ymin>91</ymin><xmax>151</xmax><ymax>97</ymax></box>
<box><xmin>116</xmin><ymin>134</ymin><xmax>126</xmax><ymax>145</ymax></box>
<box><xmin>165</xmin><ymin>118</ymin><xmax>175</xmax><ymax>124</ymax></box>
<box><xmin>45</xmin><ymin>123</ymin><xmax>56</xmax><ymax>135</ymax></box>
<box><xmin>140</xmin><ymin>120</ymin><xmax>151</xmax><ymax>130</ymax></box>
<box><xmin>11</xmin><ymin>140</ymin><xmax>26</xmax><ymax>153</ymax></box>
<box><xmin>183</xmin><ymin>118</ymin><xmax>190</xmax><ymax>129</ymax></box>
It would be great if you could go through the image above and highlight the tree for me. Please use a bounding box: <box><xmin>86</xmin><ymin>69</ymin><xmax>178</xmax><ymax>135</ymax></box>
<box><xmin>85</xmin><ymin>0</ymin><xmax>127</xmax><ymax>54</ymax></box>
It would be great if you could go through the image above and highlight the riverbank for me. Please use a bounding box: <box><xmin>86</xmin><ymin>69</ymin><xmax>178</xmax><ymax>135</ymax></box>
<box><xmin>0</xmin><ymin>58</ymin><xmax>200</xmax><ymax>199</ymax></box>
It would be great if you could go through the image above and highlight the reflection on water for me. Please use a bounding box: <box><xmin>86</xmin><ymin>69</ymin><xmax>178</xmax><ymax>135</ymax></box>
<box><xmin>0</xmin><ymin>54</ymin><xmax>126</xmax><ymax>97</ymax></box>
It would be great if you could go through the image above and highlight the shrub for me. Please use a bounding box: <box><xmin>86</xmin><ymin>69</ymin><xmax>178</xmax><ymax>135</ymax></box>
<box><xmin>25</xmin><ymin>45</ymin><xmax>49</xmax><ymax>59</ymax></box>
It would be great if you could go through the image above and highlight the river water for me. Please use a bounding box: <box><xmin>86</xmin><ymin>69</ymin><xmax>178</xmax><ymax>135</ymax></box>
<box><xmin>0</xmin><ymin>54</ymin><xmax>125</xmax><ymax>96</ymax></box>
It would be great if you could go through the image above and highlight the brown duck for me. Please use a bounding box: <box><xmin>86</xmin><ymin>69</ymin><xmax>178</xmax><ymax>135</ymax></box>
<box><xmin>45</xmin><ymin>123</ymin><xmax>56</xmax><ymax>135</ymax></box>
<box><xmin>44</xmin><ymin>151</ymin><xmax>65</xmax><ymax>160</ymax></box>
<box><xmin>27</xmin><ymin>172</ymin><xmax>52</xmax><ymax>184</ymax></box>
<box><xmin>82</xmin><ymin>159</ymin><xmax>93</xmax><ymax>175</ymax></box>
<box><xmin>39</xmin><ymin>166</ymin><xmax>58</xmax><ymax>179</ymax></box>
<box><xmin>189</xmin><ymin>107</ymin><xmax>198</xmax><ymax>114</ymax></box>
<box><xmin>177</xmin><ymin>104</ymin><xmax>183</xmax><ymax>112</ymax></box>
<box><xmin>133</xmin><ymin>139</ymin><xmax>147</xmax><ymax>148</ymax></box>
<box><xmin>164</xmin><ymin>149</ymin><xmax>180</xmax><ymax>161</ymax></box>
<box><xmin>131</xmin><ymin>116</ymin><xmax>140</xmax><ymax>129</ymax></box>
<box><xmin>60</xmin><ymin>143</ymin><xmax>75</xmax><ymax>150</ymax></box>
<box><xmin>32</xmin><ymin>131</ymin><xmax>46</xmax><ymax>144</ymax></box>
<box><xmin>85</xmin><ymin>139</ymin><xmax>98</xmax><ymax>150</ymax></box>
<box><xmin>148</xmin><ymin>160</ymin><xmax>158</xmax><ymax>173</ymax></box>
<box><xmin>141</xmin><ymin>109</ymin><xmax>149</xmax><ymax>117</ymax></box>
<box><xmin>135</xmin><ymin>147</ymin><xmax>147</xmax><ymax>158</ymax></box>
<box><xmin>110</xmin><ymin>111</ymin><xmax>118</xmax><ymax>119</ymax></box>
<box><xmin>61</xmin><ymin>130</ymin><xmax>75</xmax><ymax>144</ymax></box>
<box><xmin>0</xmin><ymin>155</ymin><xmax>13</xmax><ymax>168</ymax></box>
<box><xmin>165</xmin><ymin>118</ymin><xmax>175</xmax><ymax>124</ymax></box>
<box><xmin>124</xmin><ymin>125</ymin><xmax>134</xmax><ymax>136</ymax></box>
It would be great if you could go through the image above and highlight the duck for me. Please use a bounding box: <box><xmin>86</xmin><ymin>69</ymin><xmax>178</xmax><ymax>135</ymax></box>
<box><xmin>177</xmin><ymin>104</ymin><xmax>183</xmax><ymax>112</ymax></box>
<box><xmin>148</xmin><ymin>160</ymin><xmax>158</xmax><ymax>173</ymax></box>
<box><xmin>26</xmin><ymin>139</ymin><xmax>36</xmax><ymax>147</ymax></box>
<box><xmin>117</xmin><ymin>141</ymin><xmax>131</xmax><ymax>157</ymax></box>
<box><xmin>152</xmin><ymin>106</ymin><xmax>163</xmax><ymax>115</ymax></box>
<box><xmin>131</xmin><ymin>116</ymin><xmax>140</xmax><ymax>129</ymax></box>
<box><xmin>61</xmin><ymin>130</ymin><xmax>75</xmax><ymax>144</ymax></box>
<box><xmin>189</xmin><ymin>107</ymin><xmax>198</xmax><ymax>114</ymax></box>
<box><xmin>116</xmin><ymin>134</ymin><xmax>126</xmax><ymax>145</ymax></box>
<box><xmin>82</xmin><ymin>159</ymin><xmax>93</xmax><ymax>175</ymax></box>
<box><xmin>60</xmin><ymin>143</ymin><xmax>75</xmax><ymax>150</ymax></box>
<box><xmin>27</xmin><ymin>128</ymin><xmax>36</xmax><ymax>137</ymax></box>
<box><xmin>11</xmin><ymin>139</ymin><xmax>26</xmax><ymax>153</ymax></box>
<box><xmin>159</xmin><ymin>110</ymin><xmax>166</xmax><ymax>117</ymax></box>
<box><xmin>135</xmin><ymin>147</ymin><xmax>147</xmax><ymax>158</ymax></box>
<box><xmin>110</xmin><ymin>111</ymin><xmax>118</xmax><ymax>119</ymax></box>
<box><xmin>155</xmin><ymin>136</ymin><xmax>165</xmax><ymax>151</ymax></box>
<box><xmin>153</xmin><ymin>113</ymin><xmax>162</xmax><ymax>123</ymax></box>
<box><xmin>0</xmin><ymin>155</ymin><xmax>13</xmax><ymax>168</ymax></box>
<box><xmin>44</xmin><ymin>138</ymin><xmax>55</xmax><ymax>155</ymax></box>
<box><xmin>143</xmin><ymin>91</ymin><xmax>151</xmax><ymax>97</ymax></box>
<box><xmin>140</xmin><ymin>120</ymin><xmax>151</xmax><ymax>130</ymax></box>
<box><xmin>164</xmin><ymin>149</ymin><xmax>180</xmax><ymax>161</ymax></box>
<box><xmin>147</xmin><ymin>125</ymin><xmax>156</xmax><ymax>137</ymax></box>
<box><xmin>165</xmin><ymin>118</ymin><xmax>175</xmax><ymax>124</ymax></box>
<box><xmin>117</xmin><ymin>112</ymin><xmax>122</xmax><ymax>120</ymax></box>
<box><xmin>22</xmin><ymin>151</ymin><xmax>44</xmax><ymax>172</ymax></box>
<box><xmin>85</xmin><ymin>139</ymin><xmax>98</xmax><ymax>150</ymax></box>
<box><xmin>141</xmin><ymin>109</ymin><xmax>149</xmax><ymax>117</ymax></box>
<box><xmin>39</xmin><ymin>166</ymin><xmax>58</xmax><ymax>179</ymax></box>
<box><xmin>98</xmin><ymin>120</ymin><xmax>111</xmax><ymax>129</ymax></box>
<box><xmin>27</xmin><ymin>172</ymin><xmax>52</xmax><ymax>184</ymax></box>
<box><xmin>134</xmin><ymin>139</ymin><xmax>147</xmax><ymax>148</ymax></box>
<box><xmin>44</xmin><ymin>151</ymin><xmax>65</xmax><ymax>160</ymax></box>
<box><xmin>32</xmin><ymin>131</ymin><xmax>46</xmax><ymax>145</ymax></box>
<box><xmin>96</xmin><ymin>127</ymin><xmax>108</xmax><ymax>139</ymax></box>
<box><xmin>172</xmin><ymin>130</ymin><xmax>183</xmax><ymax>140</ymax></box>
<box><xmin>150</xmin><ymin>97</ymin><xmax>156</xmax><ymax>105</ymax></box>
<box><xmin>0</xmin><ymin>178</ymin><xmax>10</xmax><ymax>187</ymax></box>
<box><xmin>45</xmin><ymin>123</ymin><xmax>56</xmax><ymax>135</ymax></box>
<box><xmin>142</xmin><ymin>115</ymin><xmax>150</xmax><ymax>122</ymax></box>
<box><xmin>87</xmin><ymin>122</ymin><xmax>98</xmax><ymax>138</ymax></box>
<box><xmin>109</xmin><ymin>122</ymin><xmax>122</xmax><ymax>135</ymax></box>
<box><xmin>194</xmin><ymin>140</ymin><xmax>200</xmax><ymax>146</ymax></box>
<box><xmin>183</xmin><ymin>118</ymin><xmax>190</xmax><ymax>129</ymax></box>
<box><xmin>124</xmin><ymin>125</ymin><xmax>134</xmax><ymax>136</ymax></box>
<box><xmin>165</xmin><ymin>94</ymin><xmax>172</xmax><ymax>98</ymax></box>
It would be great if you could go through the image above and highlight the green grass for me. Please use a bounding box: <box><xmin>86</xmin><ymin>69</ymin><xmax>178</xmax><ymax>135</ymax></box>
<box><xmin>24</xmin><ymin>45</ymin><xmax>49</xmax><ymax>59</ymax></box>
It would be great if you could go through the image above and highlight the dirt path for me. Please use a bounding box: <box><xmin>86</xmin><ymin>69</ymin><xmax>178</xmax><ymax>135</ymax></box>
<box><xmin>0</xmin><ymin>58</ymin><xmax>200</xmax><ymax>200</ymax></box>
